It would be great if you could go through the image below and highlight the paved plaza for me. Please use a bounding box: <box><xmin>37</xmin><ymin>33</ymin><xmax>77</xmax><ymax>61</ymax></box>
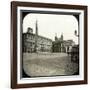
<box><xmin>23</xmin><ymin>52</ymin><xmax>79</xmax><ymax>77</ymax></box>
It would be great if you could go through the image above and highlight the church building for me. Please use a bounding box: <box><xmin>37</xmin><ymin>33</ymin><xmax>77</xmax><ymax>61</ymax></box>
<box><xmin>52</xmin><ymin>33</ymin><xmax>75</xmax><ymax>53</ymax></box>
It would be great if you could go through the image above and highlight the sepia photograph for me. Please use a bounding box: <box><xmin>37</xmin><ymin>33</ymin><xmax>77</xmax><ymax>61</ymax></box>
<box><xmin>22</xmin><ymin>12</ymin><xmax>79</xmax><ymax>78</ymax></box>
<box><xmin>11</xmin><ymin>1</ymin><xmax>87</xmax><ymax>88</ymax></box>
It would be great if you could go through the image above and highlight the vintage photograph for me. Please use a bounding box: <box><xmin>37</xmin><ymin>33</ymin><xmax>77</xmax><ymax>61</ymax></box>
<box><xmin>11</xmin><ymin>1</ymin><xmax>87</xmax><ymax>88</ymax></box>
<box><xmin>22</xmin><ymin>12</ymin><xmax>79</xmax><ymax>78</ymax></box>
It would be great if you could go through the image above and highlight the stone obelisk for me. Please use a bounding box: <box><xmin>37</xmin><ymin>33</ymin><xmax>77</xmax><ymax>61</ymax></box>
<box><xmin>34</xmin><ymin>20</ymin><xmax>38</xmax><ymax>52</ymax></box>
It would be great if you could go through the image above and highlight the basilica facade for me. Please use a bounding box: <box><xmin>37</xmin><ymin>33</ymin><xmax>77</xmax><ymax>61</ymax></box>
<box><xmin>52</xmin><ymin>34</ymin><xmax>75</xmax><ymax>53</ymax></box>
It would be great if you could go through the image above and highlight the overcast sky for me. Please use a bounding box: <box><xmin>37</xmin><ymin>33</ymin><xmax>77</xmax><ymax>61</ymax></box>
<box><xmin>23</xmin><ymin>13</ymin><xmax>78</xmax><ymax>44</ymax></box>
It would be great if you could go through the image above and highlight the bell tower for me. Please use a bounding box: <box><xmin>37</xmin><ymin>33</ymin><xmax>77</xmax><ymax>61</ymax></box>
<box><xmin>61</xmin><ymin>33</ymin><xmax>63</xmax><ymax>41</ymax></box>
<box><xmin>55</xmin><ymin>33</ymin><xmax>58</xmax><ymax>41</ymax></box>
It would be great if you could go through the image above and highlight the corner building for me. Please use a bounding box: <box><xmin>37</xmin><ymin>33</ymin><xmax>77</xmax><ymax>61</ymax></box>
<box><xmin>23</xmin><ymin>21</ymin><xmax>52</xmax><ymax>53</ymax></box>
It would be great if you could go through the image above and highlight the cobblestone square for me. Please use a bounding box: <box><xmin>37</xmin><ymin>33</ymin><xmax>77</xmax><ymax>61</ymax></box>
<box><xmin>23</xmin><ymin>52</ymin><xmax>79</xmax><ymax>77</ymax></box>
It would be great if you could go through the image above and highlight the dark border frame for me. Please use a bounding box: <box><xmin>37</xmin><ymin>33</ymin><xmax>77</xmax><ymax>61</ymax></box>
<box><xmin>11</xmin><ymin>1</ymin><xmax>88</xmax><ymax>89</ymax></box>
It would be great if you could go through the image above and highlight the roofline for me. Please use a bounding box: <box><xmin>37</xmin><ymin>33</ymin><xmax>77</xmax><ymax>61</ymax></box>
<box><xmin>23</xmin><ymin>33</ymin><xmax>52</xmax><ymax>41</ymax></box>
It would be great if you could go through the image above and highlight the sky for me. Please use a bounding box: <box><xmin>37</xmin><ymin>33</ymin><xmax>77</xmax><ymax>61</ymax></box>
<box><xmin>23</xmin><ymin>13</ymin><xmax>78</xmax><ymax>44</ymax></box>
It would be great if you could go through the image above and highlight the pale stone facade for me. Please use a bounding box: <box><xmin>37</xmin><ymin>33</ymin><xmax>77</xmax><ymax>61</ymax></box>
<box><xmin>23</xmin><ymin>28</ymin><xmax>52</xmax><ymax>53</ymax></box>
<box><xmin>23</xmin><ymin>21</ymin><xmax>75</xmax><ymax>53</ymax></box>
<box><xmin>52</xmin><ymin>34</ymin><xmax>75</xmax><ymax>53</ymax></box>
